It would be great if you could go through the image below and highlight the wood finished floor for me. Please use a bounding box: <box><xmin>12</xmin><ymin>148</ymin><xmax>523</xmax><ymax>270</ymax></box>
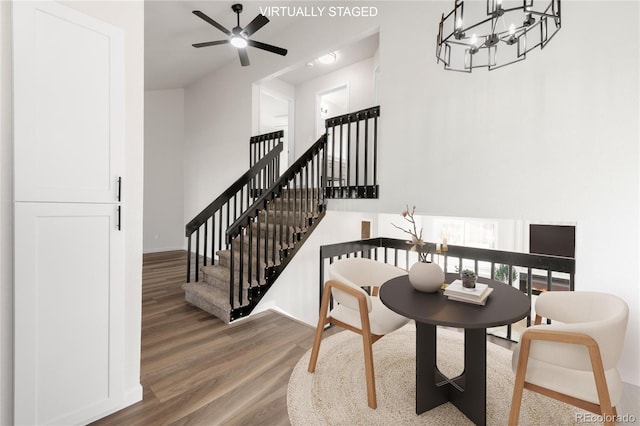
<box><xmin>92</xmin><ymin>250</ymin><xmax>318</xmax><ymax>426</ymax></box>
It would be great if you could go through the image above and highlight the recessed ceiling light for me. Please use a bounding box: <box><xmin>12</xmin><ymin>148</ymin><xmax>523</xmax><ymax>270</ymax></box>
<box><xmin>306</xmin><ymin>62</ymin><xmax>315</xmax><ymax>68</ymax></box>
<box><xmin>317</xmin><ymin>52</ymin><xmax>337</xmax><ymax>65</ymax></box>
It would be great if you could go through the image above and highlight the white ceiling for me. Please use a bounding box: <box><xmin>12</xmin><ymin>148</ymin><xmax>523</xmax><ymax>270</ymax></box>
<box><xmin>145</xmin><ymin>1</ymin><xmax>379</xmax><ymax>91</ymax></box>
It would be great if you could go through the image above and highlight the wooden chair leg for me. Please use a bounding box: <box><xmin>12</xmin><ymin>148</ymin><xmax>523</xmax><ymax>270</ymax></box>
<box><xmin>509</xmin><ymin>338</ymin><xmax>532</xmax><ymax>426</ymax></box>
<box><xmin>587</xmin><ymin>344</ymin><xmax>615</xmax><ymax>426</ymax></box>
<box><xmin>308</xmin><ymin>282</ymin><xmax>333</xmax><ymax>373</ymax></box>
<box><xmin>362</xmin><ymin>332</ymin><xmax>377</xmax><ymax>409</ymax></box>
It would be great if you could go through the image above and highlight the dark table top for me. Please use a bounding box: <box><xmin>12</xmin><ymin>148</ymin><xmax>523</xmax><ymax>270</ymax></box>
<box><xmin>379</xmin><ymin>273</ymin><xmax>530</xmax><ymax>329</ymax></box>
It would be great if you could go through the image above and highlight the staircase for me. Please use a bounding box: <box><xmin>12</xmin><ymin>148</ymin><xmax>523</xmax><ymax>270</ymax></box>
<box><xmin>183</xmin><ymin>106</ymin><xmax>380</xmax><ymax>323</ymax></box>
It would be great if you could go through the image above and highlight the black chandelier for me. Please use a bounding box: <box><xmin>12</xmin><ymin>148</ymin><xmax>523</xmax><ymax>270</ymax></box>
<box><xmin>436</xmin><ymin>0</ymin><xmax>561</xmax><ymax>72</ymax></box>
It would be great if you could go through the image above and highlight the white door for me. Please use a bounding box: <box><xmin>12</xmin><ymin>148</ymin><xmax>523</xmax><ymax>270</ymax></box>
<box><xmin>13</xmin><ymin>1</ymin><xmax>126</xmax><ymax>424</ymax></box>
<box><xmin>14</xmin><ymin>203</ymin><xmax>124</xmax><ymax>425</ymax></box>
<box><xmin>13</xmin><ymin>0</ymin><xmax>124</xmax><ymax>203</ymax></box>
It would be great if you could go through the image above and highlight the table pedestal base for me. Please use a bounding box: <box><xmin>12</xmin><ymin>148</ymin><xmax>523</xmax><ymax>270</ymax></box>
<box><xmin>416</xmin><ymin>322</ymin><xmax>487</xmax><ymax>426</ymax></box>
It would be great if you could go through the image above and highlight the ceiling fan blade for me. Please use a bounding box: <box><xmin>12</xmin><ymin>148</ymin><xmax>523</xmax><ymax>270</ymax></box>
<box><xmin>242</xmin><ymin>14</ymin><xmax>269</xmax><ymax>37</ymax></box>
<box><xmin>238</xmin><ymin>48</ymin><xmax>250</xmax><ymax>66</ymax></box>
<box><xmin>246</xmin><ymin>39</ymin><xmax>288</xmax><ymax>56</ymax></box>
<box><xmin>193</xmin><ymin>10</ymin><xmax>231</xmax><ymax>36</ymax></box>
<box><xmin>192</xmin><ymin>40</ymin><xmax>229</xmax><ymax>48</ymax></box>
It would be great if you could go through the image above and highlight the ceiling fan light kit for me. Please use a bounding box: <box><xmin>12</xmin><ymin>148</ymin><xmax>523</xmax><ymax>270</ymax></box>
<box><xmin>192</xmin><ymin>3</ymin><xmax>288</xmax><ymax>67</ymax></box>
<box><xmin>436</xmin><ymin>0</ymin><xmax>561</xmax><ymax>72</ymax></box>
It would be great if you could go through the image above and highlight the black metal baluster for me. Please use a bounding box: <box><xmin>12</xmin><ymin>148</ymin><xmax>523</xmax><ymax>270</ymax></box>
<box><xmin>330</xmin><ymin>124</ymin><xmax>336</xmax><ymax>191</ymax></box>
<box><xmin>219</xmin><ymin>208</ymin><xmax>224</xmax><ymax>250</ymax></box>
<box><xmin>373</xmin><ymin>114</ymin><xmax>378</xmax><ymax>188</ymax></box>
<box><xmin>279</xmin><ymin>186</ymin><xmax>284</xmax><ymax>254</ymax></box>
<box><xmin>339</xmin><ymin>121</ymin><xmax>344</xmax><ymax>194</ymax></box>
<box><xmin>364</xmin><ymin>116</ymin><xmax>369</xmax><ymax>186</ymax></box>
<box><xmin>239</xmin><ymin>225</ymin><xmax>245</xmax><ymax>307</ymax></box>
<box><xmin>264</xmin><ymin>200</ymin><xmax>269</xmax><ymax>270</ymax></box>
<box><xmin>305</xmin><ymin>161</ymin><xmax>310</xmax><ymax>220</ymax></box>
<box><xmin>347</xmin><ymin>120</ymin><xmax>352</xmax><ymax>192</ymax></box>
<box><xmin>248</xmin><ymin>217</ymin><xmax>253</xmax><ymax>293</ymax></box>
<box><xmin>211</xmin><ymin>215</ymin><xmax>216</xmax><ymax>265</ymax></box>
<box><xmin>292</xmin><ymin>177</ymin><xmax>297</xmax><ymax>237</ymax></box>
<box><xmin>226</xmin><ymin>202</ymin><xmax>230</xmax><ymax>247</ymax></box>
<box><xmin>256</xmin><ymin>205</ymin><xmax>261</xmax><ymax>286</ymax></box>
<box><xmin>186</xmin><ymin>235</ymin><xmax>192</xmax><ymax>283</ymax></box>
<box><xmin>195</xmin><ymin>228</ymin><xmax>200</xmax><ymax>282</ymax></box>
<box><xmin>271</xmin><ymin>195</ymin><xmax>277</xmax><ymax>269</ymax></box>
<box><xmin>355</xmin><ymin>116</ymin><xmax>361</xmax><ymax>188</ymax></box>
<box><xmin>203</xmin><ymin>221</ymin><xmax>208</xmax><ymax>266</ymax></box>
<box><xmin>230</xmin><ymin>238</ymin><xmax>235</xmax><ymax>310</ymax></box>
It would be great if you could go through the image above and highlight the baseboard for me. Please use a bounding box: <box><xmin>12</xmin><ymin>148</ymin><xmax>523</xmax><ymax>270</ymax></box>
<box><xmin>143</xmin><ymin>246</ymin><xmax>184</xmax><ymax>254</ymax></box>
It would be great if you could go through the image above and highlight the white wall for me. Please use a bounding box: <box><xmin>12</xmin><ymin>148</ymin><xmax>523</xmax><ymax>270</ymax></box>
<box><xmin>182</xmin><ymin>2</ymin><xmax>639</xmax><ymax>386</ymax></box>
<box><xmin>0</xmin><ymin>1</ymin><xmax>13</xmax><ymax>423</ymax></box>
<box><xmin>144</xmin><ymin>89</ymin><xmax>185</xmax><ymax>252</ymax></box>
<box><xmin>295</xmin><ymin>56</ymin><xmax>377</xmax><ymax>152</ymax></box>
<box><xmin>1</xmin><ymin>1</ymin><xmax>145</xmax><ymax>422</ymax></box>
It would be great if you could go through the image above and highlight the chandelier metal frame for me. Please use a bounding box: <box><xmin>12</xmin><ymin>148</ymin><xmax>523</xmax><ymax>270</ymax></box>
<box><xmin>436</xmin><ymin>0</ymin><xmax>561</xmax><ymax>72</ymax></box>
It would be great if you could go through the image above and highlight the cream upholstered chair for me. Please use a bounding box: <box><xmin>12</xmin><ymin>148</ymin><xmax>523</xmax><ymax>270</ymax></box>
<box><xmin>308</xmin><ymin>257</ymin><xmax>410</xmax><ymax>409</ymax></box>
<box><xmin>509</xmin><ymin>291</ymin><xmax>628</xmax><ymax>426</ymax></box>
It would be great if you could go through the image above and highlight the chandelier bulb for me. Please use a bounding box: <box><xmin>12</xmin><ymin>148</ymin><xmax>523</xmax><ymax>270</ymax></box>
<box><xmin>509</xmin><ymin>24</ymin><xmax>516</xmax><ymax>35</ymax></box>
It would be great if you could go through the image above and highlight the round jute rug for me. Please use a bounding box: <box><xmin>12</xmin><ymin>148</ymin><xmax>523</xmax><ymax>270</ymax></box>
<box><xmin>288</xmin><ymin>325</ymin><xmax>598</xmax><ymax>425</ymax></box>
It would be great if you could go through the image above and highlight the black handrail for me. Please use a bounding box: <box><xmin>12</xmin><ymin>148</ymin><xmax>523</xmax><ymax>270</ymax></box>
<box><xmin>319</xmin><ymin>237</ymin><xmax>576</xmax><ymax>341</ymax></box>
<box><xmin>185</xmin><ymin>140</ymin><xmax>282</xmax><ymax>283</ymax></box>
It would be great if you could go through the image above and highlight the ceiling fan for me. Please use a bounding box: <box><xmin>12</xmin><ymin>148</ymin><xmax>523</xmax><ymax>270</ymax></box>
<box><xmin>192</xmin><ymin>4</ymin><xmax>288</xmax><ymax>67</ymax></box>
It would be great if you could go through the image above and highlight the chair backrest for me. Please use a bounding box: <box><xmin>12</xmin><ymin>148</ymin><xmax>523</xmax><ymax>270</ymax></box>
<box><xmin>531</xmin><ymin>291</ymin><xmax>628</xmax><ymax>370</ymax></box>
<box><xmin>328</xmin><ymin>258</ymin><xmax>407</xmax><ymax>313</ymax></box>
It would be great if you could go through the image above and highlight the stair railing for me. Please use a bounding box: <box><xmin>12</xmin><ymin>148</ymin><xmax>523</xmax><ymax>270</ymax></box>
<box><xmin>224</xmin><ymin>134</ymin><xmax>328</xmax><ymax>319</ymax></box>
<box><xmin>320</xmin><ymin>237</ymin><xmax>576</xmax><ymax>340</ymax></box>
<box><xmin>250</xmin><ymin>130</ymin><xmax>283</xmax><ymax>195</ymax></box>
<box><xmin>185</xmin><ymin>141</ymin><xmax>283</xmax><ymax>283</ymax></box>
<box><xmin>324</xmin><ymin>105</ymin><xmax>380</xmax><ymax>199</ymax></box>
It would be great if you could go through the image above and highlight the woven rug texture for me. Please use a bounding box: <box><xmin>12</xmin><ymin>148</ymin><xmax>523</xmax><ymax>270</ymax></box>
<box><xmin>288</xmin><ymin>325</ymin><xmax>598</xmax><ymax>425</ymax></box>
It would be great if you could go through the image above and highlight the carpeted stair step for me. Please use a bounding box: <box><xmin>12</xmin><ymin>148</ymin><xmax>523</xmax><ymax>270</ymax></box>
<box><xmin>182</xmin><ymin>281</ymin><xmax>250</xmax><ymax>325</ymax></box>
<box><xmin>201</xmin><ymin>264</ymin><xmax>266</xmax><ymax>291</ymax></box>
<box><xmin>216</xmin><ymin>249</ymin><xmax>281</xmax><ymax>270</ymax></box>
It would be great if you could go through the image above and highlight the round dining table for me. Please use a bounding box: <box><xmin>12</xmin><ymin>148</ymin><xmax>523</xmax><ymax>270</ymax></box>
<box><xmin>379</xmin><ymin>273</ymin><xmax>530</xmax><ymax>426</ymax></box>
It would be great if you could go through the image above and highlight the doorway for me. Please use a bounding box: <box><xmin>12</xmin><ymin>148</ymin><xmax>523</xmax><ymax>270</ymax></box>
<box><xmin>259</xmin><ymin>89</ymin><xmax>292</xmax><ymax>170</ymax></box>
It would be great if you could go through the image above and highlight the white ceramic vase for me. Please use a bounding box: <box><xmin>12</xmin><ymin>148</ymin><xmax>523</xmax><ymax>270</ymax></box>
<box><xmin>409</xmin><ymin>262</ymin><xmax>444</xmax><ymax>293</ymax></box>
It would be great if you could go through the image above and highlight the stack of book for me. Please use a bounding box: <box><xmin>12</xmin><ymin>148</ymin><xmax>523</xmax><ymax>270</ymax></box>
<box><xmin>444</xmin><ymin>279</ymin><xmax>493</xmax><ymax>305</ymax></box>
